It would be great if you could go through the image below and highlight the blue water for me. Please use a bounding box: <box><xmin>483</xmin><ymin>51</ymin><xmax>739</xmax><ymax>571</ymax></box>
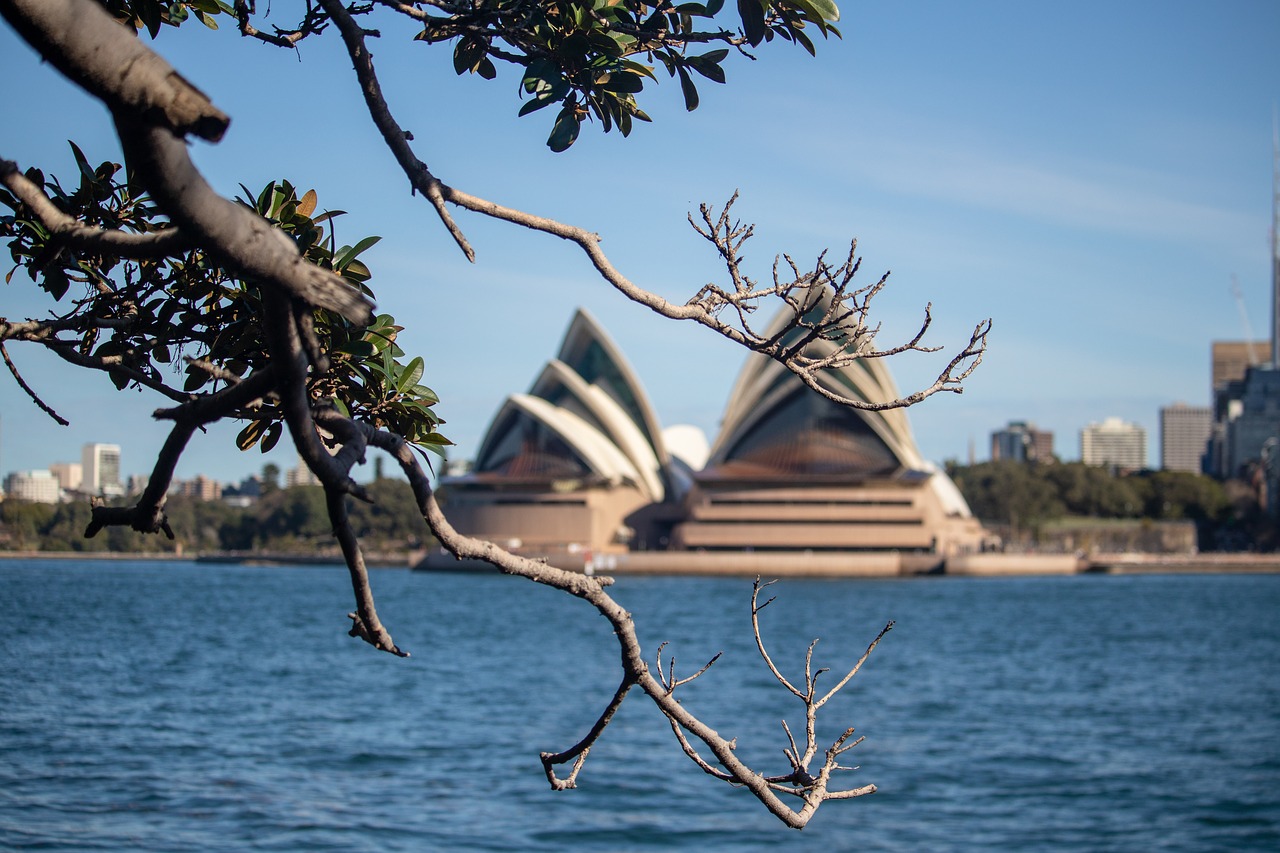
<box><xmin>1</xmin><ymin>560</ymin><xmax>1278</xmax><ymax>851</ymax></box>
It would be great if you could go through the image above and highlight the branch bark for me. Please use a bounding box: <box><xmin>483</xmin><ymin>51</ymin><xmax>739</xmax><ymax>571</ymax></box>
<box><xmin>0</xmin><ymin>0</ymin><xmax>229</xmax><ymax>141</ymax></box>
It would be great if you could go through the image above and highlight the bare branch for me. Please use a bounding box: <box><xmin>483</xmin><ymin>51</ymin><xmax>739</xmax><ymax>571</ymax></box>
<box><xmin>539</xmin><ymin>675</ymin><xmax>634</xmax><ymax>790</ymax></box>
<box><xmin>232</xmin><ymin>0</ymin><xmax>327</xmax><ymax>47</ymax></box>
<box><xmin>0</xmin><ymin>341</ymin><xmax>69</xmax><ymax>425</ymax></box>
<box><xmin>319</xmin><ymin>0</ymin><xmax>474</xmax><ymax>260</ymax></box>
<box><xmin>312</xmin><ymin>1</ymin><xmax>989</xmax><ymax>409</ymax></box>
<box><xmin>328</xmin><ymin>486</ymin><xmax>408</xmax><ymax>656</ymax></box>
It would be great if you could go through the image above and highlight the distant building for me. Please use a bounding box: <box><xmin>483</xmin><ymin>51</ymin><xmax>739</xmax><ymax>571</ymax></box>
<box><xmin>81</xmin><ymin>443</ymin><xmax>123</xmax><ymax>497</ymax></box>
<box><xmin>671</xmin><ymin>289</ymin><xmax>986</xmax><ymax>556</ymax></box>
<box><xmin>439</xmin><ymin>308</ymin><xmax>674</xmax><ymax>558</ymax></box>
<box><xmin>173</xmin><ymin>475</ymin><xmax>222</xmax><ymax>501</ymax></box>
<box><xmin>1080</xmin><ymin>418</ymin><xmax>1147</xmax><ymax>472</ymax></box>
<box><xmin>1221</xmin><ymin>367</ymin><xmax>1280</xmax><ymax>479</ymax></box>
<box><xmin>287</xmin><ymin>459</ymin><xmax>322</xmax><ymax>488</ymax></box>
<box><xmin>48</xmin><ymin>462</ymin><xmax>83</xmax><ymax>492</ymax></box>
<box><xmin>1211</xmin><ymin>340</ymin><xmax>1268</xmax><ymax>393</ymax></box>
<box><xmin>990</xmin><ymin>421</ymin><xmax>1054</xmax><ymax>463</ymax></box>
<box><xmin>434</xmin><ymin>301</ymin><xmax>987</xmax><ymax>562</ymax></box>
<box><xmin>1159</xmin><ymin>403</ymin><xmax>1212</xmax><ymax>474</ymax></box>
<box><xmin>3</xmin><ymin>470</ymin><xmax>60</xmax><ymax>504</ymax></box>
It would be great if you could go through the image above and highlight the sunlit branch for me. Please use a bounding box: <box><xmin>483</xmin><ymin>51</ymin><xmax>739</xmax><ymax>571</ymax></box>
<box><xmin>0</xmin><ymin>0</ymin><xmax>229</xmax><ymax>141</ymax></box>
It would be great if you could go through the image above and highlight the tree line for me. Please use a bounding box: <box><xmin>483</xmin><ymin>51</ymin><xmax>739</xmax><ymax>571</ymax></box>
<box><xmin>946</xmin><ymin>460</ymin><xmax>1272</xmax><ymax>551</ymax></box>
<box><xmin>0</xmin><ymin>478</ymin><xmax>430</xmax><ymax>556</ymax></box>
<box><xmin>4</xmin><ymin>459</ymin><xmax>1270</xmax><ymax>554</ymax></box>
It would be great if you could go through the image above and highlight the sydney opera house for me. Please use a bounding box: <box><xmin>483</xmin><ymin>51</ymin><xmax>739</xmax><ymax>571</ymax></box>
<box><xmin>430</xmin><ymin>301</ymin><xmax>986</xmax><ymax>572</ymax></box>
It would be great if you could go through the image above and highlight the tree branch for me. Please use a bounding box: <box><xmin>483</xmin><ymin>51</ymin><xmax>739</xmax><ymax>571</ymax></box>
<box><xmin>0</xmin><ymin>0</ymin><xmax>229</xmax><ymax>141</ymax></box>
<box><xmin>0</xmin><ymin>340</ymin><xmax>69</xmax><ymax>425</ymax></box>
<box><xmin>113</xmin><ymin>116</ymin><xmax>374</xmax><ymax>323</ymax></box>
<box><xmin>1</xmin><ymin>158</ymin><xmax>193</xmax><ymax>258</ymax></box>
<box><xmin>319</xmin><ymin>0</ymin><xmax>474</xmax><ymax>260</ymax></box>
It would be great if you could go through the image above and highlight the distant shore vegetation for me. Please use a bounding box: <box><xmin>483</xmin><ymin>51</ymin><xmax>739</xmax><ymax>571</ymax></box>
<box><xmin>1</xmin><ymin>462</ymin><xmax>1272</xmax><ymax>554</ymax></box>
<box><xmin>946</xmin><ymin>461</ymin><xmax>1272</xmax><ymax>552</ymax></box>
<box><xmin>0</xmin><ymin>479</ymin><xmax>429</xmax><ymax>556</ymax></box>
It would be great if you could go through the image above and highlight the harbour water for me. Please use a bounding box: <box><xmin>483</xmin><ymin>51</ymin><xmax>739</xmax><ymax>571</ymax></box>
<box><xmin>2</xmin><ymin>558</ymin><xmax>1278</xmax><ymax>851</ymax></box>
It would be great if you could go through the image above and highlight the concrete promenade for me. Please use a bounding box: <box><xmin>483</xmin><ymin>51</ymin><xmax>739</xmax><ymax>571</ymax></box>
<box><xmin>415</xmin><ymin>547</ymin><xmax>1280</xmax><ymax>577</ymax></box>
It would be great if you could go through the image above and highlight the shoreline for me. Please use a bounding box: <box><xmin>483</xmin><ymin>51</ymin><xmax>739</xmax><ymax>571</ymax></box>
<box><xmin>5</xmin><ymin>549</ymin><xmax>1280</xmax><ymax>577</ymax></box>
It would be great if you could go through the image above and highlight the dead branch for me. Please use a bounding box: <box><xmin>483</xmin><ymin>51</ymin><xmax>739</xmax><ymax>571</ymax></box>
<box><xmin>0</xmin><ymin>341</ymin><xmax>69</xmax><ymax>425</ymax></box>
<box><xmin>539</xmin><ymin>675</ymin><xmax>634</xmax><ymax>790</ymax></box>
<box><xmin>749</xmin><ymin>577</ymin><xmax>893</xmax><ymax>803</ymax></box>
<box><xmin>3</xmin><ymin>0</ymin><xmax>917</xmax><ymax>828</ymax></box>
<box><xmin>316</xmin><ymin>10</ymin><xmax>990</xmax><ymax>408</ymax></box>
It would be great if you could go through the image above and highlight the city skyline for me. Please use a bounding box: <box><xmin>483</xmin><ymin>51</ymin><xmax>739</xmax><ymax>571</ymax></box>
<box><xmin>2</xmin><ymin>2</ymin><xmax>1279</xmax><ymax>484</ymax></box>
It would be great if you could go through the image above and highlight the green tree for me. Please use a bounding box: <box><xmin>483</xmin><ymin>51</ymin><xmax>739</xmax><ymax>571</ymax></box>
<box><xmin>0</xmin><ymin>0</ymin><xmax>990</xmax><ymax>826</ymax></box>
<box><xmin>0</xmin><ymin>500</ymin><xmax>56</xmax><ymax>549</ymax></box>
<box><xmin>260</xmin><ymin>463</ymin><xmax>281</xmax><ymax>495</ymax></box>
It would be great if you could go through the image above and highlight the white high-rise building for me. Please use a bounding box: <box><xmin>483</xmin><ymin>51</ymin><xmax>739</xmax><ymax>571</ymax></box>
<box><xmin>3</xmin><ymin>470</ymin><xmax>60</xmax><ymax>503</ymax></box>
<box><xmin>81</xmin><ymin>443</ymin><xmax>123</xmax><ymax>497</ymax></box>
<box><xmin>1080</xmin><ymin>418</ymin><xmax>1147</xmax><ymax>472</ymax></box>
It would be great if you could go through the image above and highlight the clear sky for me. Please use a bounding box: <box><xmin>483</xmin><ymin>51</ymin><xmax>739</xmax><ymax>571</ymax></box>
<box><xmin>2</xmin><ymin>1</ymin><xmax>1279</xmax><ymax>486</ymax></box>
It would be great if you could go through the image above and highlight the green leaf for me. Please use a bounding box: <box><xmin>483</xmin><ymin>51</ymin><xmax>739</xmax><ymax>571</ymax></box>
<box><xmin>547</xmin><ymin>109</ymin><xmax>581</xmax><ymax>153</ymax></box>
<box><xmin>676</xmin><ymin>65</ymin><xmax>699</xmax><ymax>111</ymax></box>
<box><xmin>518</xmin><ymin>96</ymin><xmax>558</xmax><ymax>117</ymax></box>
<box><xmin>803</xmin><ymin>0</ymin><xmax>839</xmax><ymax>22</ymax></box>
<box><xmin>601</xmin><ymin>70</ymin><xmax>645</xmax><ymax>94</ymax></box>
<box><xmin>738</xmin><ymin>0</ymin><xmax>767</xmax><ymax>46</ymax></box>
<box><xmin>336</xmin><ymin>340</ymin><xmax>376</xmax><ymax>358</ymax></box>
<box><xmin>397</xmin><ymin>356</ymin><xmax>425</xmax><ymax>393</ymax></box>
<box><xmin>334</xmin><ymin>235</ymin><xmax>380</xmax><ymax>270</ymax></box>
<box><xmin>68</xmin><ymin>141</ymin><xmax>95</xmax><ymax>183</ymax></box>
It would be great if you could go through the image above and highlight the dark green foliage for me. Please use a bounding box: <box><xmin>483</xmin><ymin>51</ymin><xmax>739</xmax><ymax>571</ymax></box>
<box><xmin>0</xmin><ymin>154</ymin><xmax>450</xmax><ymax>460</ymax></box>
<box><xmin>1</xmin><ymin>483</ymin><xmax>434</xmax><ymax>555</ymax></box>
<box><xmin>947</xmin><ymin>460</ymin><xmax>1245</xmax><ymax>547</ymax></box>
<box><xmin>94</xmin><ymin>0</ymin><xmax>843</xmax><ymax>152</ymax></box>
<box><xmin>420</xmin><ymin>0</ymin><xmax>842</xmax><ymax>150</ymax></box>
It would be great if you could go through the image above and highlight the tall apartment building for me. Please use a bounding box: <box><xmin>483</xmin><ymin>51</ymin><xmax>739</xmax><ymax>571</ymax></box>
<box><xmin>1080</xmin><ymin>418</ymin><xmax>1147</xmax><ymax>472</ymax></box>
<box><xmin>990</xmin><ymin>421</ymin><xmax>1054</xmax><ymax>463</ymax></box>
<box><xmin>1159</xmin><ymin>403</ymin><xmax>1212</xmax><ymax>474</ymax></box>
<box><xmin>81</xmin><ymin>443</ymin><xmax>123</xmax><ymax>497</ymax></box>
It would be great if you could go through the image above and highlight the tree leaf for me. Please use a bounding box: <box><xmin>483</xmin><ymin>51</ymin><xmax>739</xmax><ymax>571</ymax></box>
<box><xmin>261</xmin><ymin>420</ymin><xmax>283</xmax><ymax>453</ymax></box>
<box><xmin>547</xmin><ymin>109</ymin><xmax>581</xmax><ymax>152</ymax></box>
<box><xmin>297</xmin><ymin>189</ymin><xmax>317</xmax><ymax>218</ymax></box>
<box><xmin>397</xmin><ymin>356</ymin><xmax>425</xmax><ymax>393</ymax></box>
<box><xmin>737</xmin><ymin>0</ymin><xmax>767</xmax><ymax>46</ymax></box>
<box><xmin>676</xmin><ymin>65</ymin><xmax>699</xmax><ymax>111</ymax></box>
<box><xmin>236</xmin><ymin>420</ymin><xmax>266</xmax><ymax>451</ymax></box>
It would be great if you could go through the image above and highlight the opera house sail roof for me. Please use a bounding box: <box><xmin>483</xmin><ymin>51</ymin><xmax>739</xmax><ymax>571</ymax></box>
<box><xmin>438</xmin><ymin>298</ymin><xmax>984</xmax><ymax>566</ymax></box>
<box><xmin>675</xmin><ymin>291</ymin><xmax>984</xmax><ymax>555</ymax></box>
<box><xmin>442</xmin><ymin>309</ymin><xmax>674</xmax><ymax>557</ymax></box>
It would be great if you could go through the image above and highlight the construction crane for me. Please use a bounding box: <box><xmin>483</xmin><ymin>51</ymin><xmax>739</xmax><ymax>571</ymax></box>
<box><xmin>1231</xmin><ymin>273</ymin><xmax>1259</xmax><ymax>364</ymax></box>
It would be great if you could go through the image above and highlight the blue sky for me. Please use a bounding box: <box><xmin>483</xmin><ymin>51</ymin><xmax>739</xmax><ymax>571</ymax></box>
<box><xmin>2</xmin><ymin>1</ymin><xmax>1279</xmax><ymax>485</ymax></box>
